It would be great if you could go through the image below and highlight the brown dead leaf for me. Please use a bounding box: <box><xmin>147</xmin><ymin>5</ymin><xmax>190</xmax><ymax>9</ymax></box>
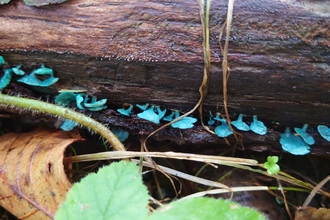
<box><xmin>0</xmin><ymin>129</ymin><xmax>82</xmax><ymax>219</ymax></box>
<box><xmin>295</xmin><ymin>206</ymin><xmax>330</xmax><ymax>220</ymax></box>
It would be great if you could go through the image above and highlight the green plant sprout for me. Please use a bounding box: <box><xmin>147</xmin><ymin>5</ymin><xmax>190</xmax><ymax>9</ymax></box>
<box><xmin>263</xmin><ymin>156</ymin><xmax>280</xmax><ymax>175</ymax></box>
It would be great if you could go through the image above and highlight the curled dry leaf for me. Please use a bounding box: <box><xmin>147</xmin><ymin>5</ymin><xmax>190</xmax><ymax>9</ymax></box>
<box><xmin>295</xmin><ymin>207</ymin><xmax>330</xmax><ymax>220</ymax></box>
<box><xmin>0</xmin><ymin>129</ymin><xmax>82</xmax><ymax>219</ymax></box>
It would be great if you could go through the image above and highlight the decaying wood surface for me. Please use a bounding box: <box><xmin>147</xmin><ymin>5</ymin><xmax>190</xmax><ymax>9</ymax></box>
<box><xmin>0</xmin><ymin>0</ymin><xmax>329</xmax><ymax>153</ymax></box>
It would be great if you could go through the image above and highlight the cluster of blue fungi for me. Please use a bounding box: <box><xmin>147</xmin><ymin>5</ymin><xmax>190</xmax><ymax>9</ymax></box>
<box><xmin>1</xmin><ymin>55</ymin><xmax>330</xmax><ymax>155</ymax></box>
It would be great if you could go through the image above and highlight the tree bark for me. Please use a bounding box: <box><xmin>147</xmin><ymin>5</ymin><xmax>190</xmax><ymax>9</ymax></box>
<box><xmin>0</xmin><ymin>0</ymin><xmax>329</xmax><ymax>154</ymax></box>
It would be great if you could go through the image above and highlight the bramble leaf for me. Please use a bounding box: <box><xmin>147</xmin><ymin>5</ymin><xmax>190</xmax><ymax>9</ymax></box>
<box><xmin>54</xmin><ymin>161</ymin><xmax>149</xmax><ymax>220</ymax></box>
<box><xmin>147</xmin><ymin>197</ymin><xmax>266</xmax><ymax>220</ymax></box>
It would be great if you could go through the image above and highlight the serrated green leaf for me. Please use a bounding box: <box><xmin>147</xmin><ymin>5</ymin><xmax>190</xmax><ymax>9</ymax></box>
<box><xmin>23</xmin><ymin>0</ymin><xmax>66</xmax><ymax>6</ymax></box>
<box><xmin>147</xmin><ymin>197</ymin><xmax>265</xmax><ymax>220</ymax></box>
<box><xmin>55</xmin><ymin>161</ymin><xmax>149</xmax><ymax>220</ymax></box>
<box><xmin>0</xmin><ymin>0</ymin><xmax>10</xmax><ymax>5</ymax></box>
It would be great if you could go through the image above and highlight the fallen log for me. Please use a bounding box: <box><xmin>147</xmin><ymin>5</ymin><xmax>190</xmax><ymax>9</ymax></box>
<box><xmin>0</xmin><ymin>0</ymin><xmax>329</xmax><ymax>154</ymax></box>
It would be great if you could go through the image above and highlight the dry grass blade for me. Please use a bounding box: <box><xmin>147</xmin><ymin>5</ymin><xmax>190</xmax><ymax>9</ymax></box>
<box><xmin>141</xmin><ymin>0</ymin><xmax>214</xmax><ymax>147</ymax></box>
<box><xmin>181</xmin><ymin>186</ymin><xmax>269</xmax><ymax>200</ymax></box>
<box><xmin>133</xmin><ymin>159</ymin><xmax>231</xmax><ymax>191</ymax></box>
<box><xmin>302</xmin><ymin>174</ymin><xmax>330</xmax><ymax>207</ymax></box>
<box><xmin>64</xmin><ymin>151</ymin><xmax>258</xmax><ymax>166</ymax></box>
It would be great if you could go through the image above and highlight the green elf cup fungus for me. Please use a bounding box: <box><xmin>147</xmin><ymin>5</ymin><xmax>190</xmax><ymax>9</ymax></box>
<box><xmin>136</xmin><ymin>103</ymin><xmax>149</xmax><ymax>111</ymax></box>
<box><xmin>0</xmin><ymin>56</ymin><xmax>5</xmax><ymax>66</ymax></box>
<box><xmin>39</xmin><ymin>75</ymin><xmax>59</xmax><ymax>87</ymax></box>
<box><xmin>212</xmin><ymin>113</ymin><xmax>233</xmax><ymax>137</ymax></box>
<box><xmin>250</xmin><ymin>115</ymin><xmax>267</xmax><ymax>135</ymax></box>
<box><xmin>117</xmin><ymin>105</ymin><xmax>133</xmax><ymax>116</ymax></box>
<box><xmin>84</xmin><ymin>96</ymin><xmax>107</xmax><ymax>108</ymax></box>
<box><xmin>110</xmin><ymin>127</ymin><xmax>129</xmax><ymax>142</ymax></box>
<box><xmin>207</xmin><ymin>111</ymin><xmax>215</xmax><ymax>125</ymax></box>
<box><xmin>34</xmin><ymin>64</ymin><xmax>54</xmax><ymax>75</ymax></box>
<box><xmin>231</xmin><ymin>114</ymin><xmax>250</xmax><ymax>131</ymax></box>
<box><xmin>75</xmin><ymin>94</ymin><xmax>85</xmax><ymax>110</ymax></box>
<box><xmin>317</xmin><ymin>125</ymin><xmax>330</xmax><ymax>142</ymax></box>
<box><xmin>280</xmin><ymin>127</ymin><xmax>310</xmax><ymax>155</ymax></box>
<box><xmin>171</xmin><ymin>111</ymin><xmax>197</xmax><ymax>129</ymax></box>
<box><xmin>18</xmin><ymin>64</ymin><xmax>58</xmax><ymax>87</ymax></box>
<box><xmin>55</xmin><ymin>92</ymin><xmax>77</xmax><ymax>107</ymax></box>
<box><xmin>137</xmin><ymin>106</ymin><xmax>160</xmax><ymax>124</ymax></box>
<box><xmin>0</xmin><ymin>69</ymin><xmax>13</xmax><ymax>90</ymax></box>
<box><xmin>60</xmin><ymin>119</ymin><xmax>78</xmax><ymax>131</ymax></box>
<box><xmin>155</xmin><ymin>106</ymin><xmax>166</xmax><ymax>119</ymax></box>
<box><xmin>213</xmin><ymin>113</ymin><xmax>226</xmax><ymax>123</ymax></box>
<box><xmin>294</xmin><ymin>124</ymin><xmax>315</xmax><ymax>145</ymax></box>
<box><xmin>163</xmin><ymin>112</ymin><xmax>175</xmax><ymax>122</ymax></box>
<box><xmin>214</xmin><ymin>123</ymin><xmax>233</xmax><ymax>138</ymax></box>
<box><xmin>12</xmin><ymin>65</ymin><xmax>25</xmax><ymax>75</ymax></box>
<box><xmin>17</xmin><ymin>70</ymin><xmax>42</xmax><ymax>86</ymax></box>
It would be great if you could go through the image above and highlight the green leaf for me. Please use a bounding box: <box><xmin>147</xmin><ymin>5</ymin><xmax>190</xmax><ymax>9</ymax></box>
<box><xmin>147</xmin><ymin>197</ymin><xmax>266</xmax><ymax>220</ymax></box>
<box><xmin>263</xmin><ymin>156</ymin><xmax>280</xmax><ymax>175</ymax></box>
<box><xmin>0</xmin><ymin>0</ymin><xmax>10</xmax><ymax>5</ymax></box>
<box><xmin>55</xmin><ymin>161</ymin><xmax>149</xmax><ymax>220</ymax></box>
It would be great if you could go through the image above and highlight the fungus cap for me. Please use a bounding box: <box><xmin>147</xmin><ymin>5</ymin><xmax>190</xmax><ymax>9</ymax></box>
<box><xmin>317</xmin><ymin>125</ymin><xmax>330</xmax><ymax>142</ymax></box>
<box><xmin>231</xmin><ymin>114</ymin><xmax>250</xmax><ymax>131</ymax></box>
<box><xmin>214</xmin><ymin>124</ymin><xmax>233</xmax><ymax>137</ymax></box>
<box><xmin>137</xmin><ymin>107</ymin><xmax>160</xmax><ymax>124</ymax></box>
<box><xmin>250</xmin><ymin>115</ymin><xmax>267</xmax><ymax>135</ymax></box>
<box><xmin>294</xmin><ymin>124</ymin><xmax>315</xmax><ymax>145</ymax></box>
<box><xmin>280</xmin><ymin>127</ymin><xmax>310</xmax><ymax>155</ymax></box>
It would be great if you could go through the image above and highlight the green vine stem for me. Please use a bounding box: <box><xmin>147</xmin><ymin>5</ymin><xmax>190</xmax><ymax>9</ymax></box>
<box><xmin>0</xmin><ymin>93</ymin><xmax>126</xmax><ymax>151</ymax></box>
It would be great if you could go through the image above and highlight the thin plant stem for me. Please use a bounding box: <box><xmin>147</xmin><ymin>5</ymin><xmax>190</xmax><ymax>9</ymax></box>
<box><xmin>0</xmin><ymin>93</ymin><xmax>126</xmax><ymax>151</ymax></box>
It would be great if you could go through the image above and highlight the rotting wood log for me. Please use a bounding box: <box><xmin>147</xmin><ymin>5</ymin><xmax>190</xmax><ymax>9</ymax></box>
<box><xmin>0</xmin><ymin>0</ymin><xmax>329</xmax><ymax>154</ymax></box>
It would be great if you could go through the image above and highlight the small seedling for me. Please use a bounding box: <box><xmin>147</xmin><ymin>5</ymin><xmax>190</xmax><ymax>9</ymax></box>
<box><xmin>263</xmin><ymin>156</ymin><xmax>280</xmax><ymax>175</ymax></box>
